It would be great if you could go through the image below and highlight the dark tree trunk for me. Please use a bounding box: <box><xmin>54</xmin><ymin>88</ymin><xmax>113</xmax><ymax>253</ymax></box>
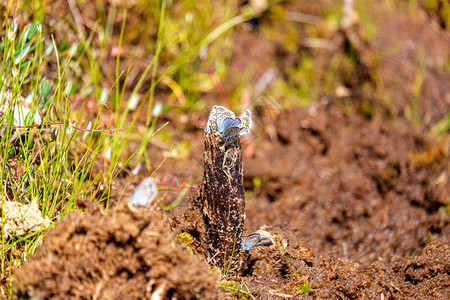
<box><xmin>194</xmin><ymin>133</ymin><xmax>245</xmax><ymax>275</ymax></box>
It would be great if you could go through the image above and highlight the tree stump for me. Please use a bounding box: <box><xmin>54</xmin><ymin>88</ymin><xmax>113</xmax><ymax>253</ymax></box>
<box><xmin>189</xmin><ymin>106</ymin><xmax>250</xmax><ymax>275</ymax></box>
<box><xmin>198</xmin><ymin>132</ymin><xmax>245</xmax><ymax>274</ymax></box>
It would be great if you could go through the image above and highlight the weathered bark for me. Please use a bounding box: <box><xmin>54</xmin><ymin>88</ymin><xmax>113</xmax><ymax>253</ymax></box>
<box><xmin>195</xmin><ymin>132</ymin><xmax>245</xmax><ymax>274</ymax></box>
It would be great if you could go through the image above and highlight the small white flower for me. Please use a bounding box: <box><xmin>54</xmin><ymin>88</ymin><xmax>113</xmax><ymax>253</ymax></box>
<box><xmin>99</xmin><ymin>88</ymin><xmax>108</xmax><ymax>105</ymax></box>
<box><xmin>7</xmin><ymin>29</ymin><xmax>16</xmax><ymax>41</ymax></box>
<box><xmin>33</xmin><ymin>111</ymin><xmax>42</xmax><ymax>125</ymax></box>
<box><xmin>66</xmin><ymin>120</ymin><xmax>74</xmax><ymax>135</ymax></box>
<box><xmin>104</xmin><ymin>146</ymin><xmax>112</xmax><ymax>161</ymax></box>
<box><xmin>151</xmin><ymin>101</ymin><xmax>163</xmax><ymax>117</ymax></box>
<box><xmin>127</xmin><ymin>93</ymin><xmax>140</xmax><ymax>111</ymax></box>
<box><xmin>12</xmin><ymin>67</ymin><xmax>19</xmax><ymax>77</ymax></box>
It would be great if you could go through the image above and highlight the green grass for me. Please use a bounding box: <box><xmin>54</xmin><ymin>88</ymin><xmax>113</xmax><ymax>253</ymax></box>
<box><xmin>434</xmin><ymin>112</ymin><xmax>450</xmax><ymax>136</ymax></box>
<box><xmin>220</xmin><ymin>280</ymin><xmax>255</xmax><ymax>299</ymax></box>
<box><xmin>0</xmin><ymin>4</ymin><xmax>114</xmax><ymax>295</ymax></box>
<box><xmin>0</xmin><ymin>1</ymin><xmax>167</xmax><ymax>295</ymax></box>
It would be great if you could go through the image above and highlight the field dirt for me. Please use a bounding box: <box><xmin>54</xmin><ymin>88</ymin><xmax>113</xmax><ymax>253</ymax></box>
<box><xmin>13</xmin><ymin>201</ymin><xmax>218</xmax><ymax>299</ymax></box>
<box><xmin>11</xmin><ymin>0</ymin><xmax>450</xmax><ymax>299</ymax></box>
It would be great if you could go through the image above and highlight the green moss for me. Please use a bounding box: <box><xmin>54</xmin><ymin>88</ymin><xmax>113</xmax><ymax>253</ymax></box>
<box><xmin>296</xmin><ymin>281</ymin><xmax>314</xmax><ymax>295</ymax></box>
<box><xmin>177</xmin><ymin>232</ymin><xmax>194</xmax><ymax>247</ymax></box>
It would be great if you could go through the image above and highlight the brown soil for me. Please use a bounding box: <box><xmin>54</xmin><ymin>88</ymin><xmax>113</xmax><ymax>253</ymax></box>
<box><xmin>238</xmin><ymin>237</ymin><xmax>450</xmax><ymax>299</ymax></box>
<box><xmin>245</xmin><ymin>103</ymin><xmax>450</xmax><ymax>265</ymax></box>
<box><xmin>236</xmin><ymin>103</ymin><xmax>449</xmax><ymax>298</ymax></box>
<box><xmin>12</xmin><ymin>201</ymin><xmax>218</xmax><ymax>299</ymax></box>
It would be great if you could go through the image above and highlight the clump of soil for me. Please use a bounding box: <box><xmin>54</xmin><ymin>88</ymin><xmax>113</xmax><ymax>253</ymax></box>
<box><xmin>12</xmin><ymin>201</ymin><xmax>218</xmax><ymax>299</ymax></box>
<box><xmin>239</xmin><ymin>234</ymin><xmax>449</xmax><ymax>298</ymax></box>
<box><xmin>1</xmin><ymin>200</ymin><xmax>51</xmax><ymax>238</ymax></box>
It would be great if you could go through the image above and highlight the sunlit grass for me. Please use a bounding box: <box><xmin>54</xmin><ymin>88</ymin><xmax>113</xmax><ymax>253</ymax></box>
<box><xmin>0</xmin><ymin>4</ymin><xmax>118</xmax><ymax>295</ymax></box>
<box><xmin>220</xmin><ymin>280</ymin><xmax>255</xmax><ymax>299</ymax></box>
<box><xmin>0</xmin><ymin>0</ymin><xmax>262</xmax><ymax>296</ymax></box>
<box><xmin>0</xmin><ymin>1</ymin><xmax>160</xmax><ymax>295</ymax></box>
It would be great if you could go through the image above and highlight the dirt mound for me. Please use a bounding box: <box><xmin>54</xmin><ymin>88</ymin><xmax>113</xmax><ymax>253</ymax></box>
<box><xmin>13</xmin><ymin>201</ymin><xmax>218</xmax><ymax>299</ymax></box>
<box><xmin>244</xmin><ymin>102</ymin><xmax>449</xmax><ymax>265</ymax></box>
<box><xmin>238</xmin><ymin>235</ymin><xmax>449</xmax><ymax>299</ymax></box>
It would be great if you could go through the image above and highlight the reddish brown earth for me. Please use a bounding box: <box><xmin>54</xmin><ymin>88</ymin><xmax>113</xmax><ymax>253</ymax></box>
<box><xmin>245</xmin><ymin>103</ymin><xmax>450</xmax><ymax>265</ymax></box>
<box><xmin>12</xmin><ymin>0</ymin><xmax>450</xmax><ymax>299</ymax></box>
<box><xmin>237</xmin><ymin>103</ymin><xmax>449</xmax><ymax>298</ymax></box>
<box><xmin>13</xmin><ymin>201</ymin><xmax>218</xmax><ymax>299</ymax></box>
